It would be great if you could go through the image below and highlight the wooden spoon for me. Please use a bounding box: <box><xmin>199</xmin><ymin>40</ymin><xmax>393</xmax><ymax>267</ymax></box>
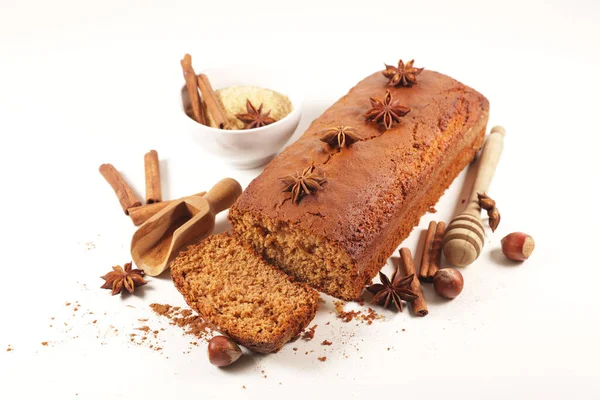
<box><xmin>131</xmin><ymin>178</ymin><xmax>242</xmax><ymax>276</ymax></box>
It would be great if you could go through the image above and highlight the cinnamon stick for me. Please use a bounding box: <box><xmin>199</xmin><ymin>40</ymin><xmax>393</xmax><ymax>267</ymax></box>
<box><xmin>399</xmin><ymin>248</ymin><xmax>428</xmax><ymax>317</ymax></box>
<box><xmin>418</xmin><ymin>221</ymin><xmax>437</xmax><ymax>282</ymax></box>
<box><xmin>428</xmin><ymin>221</ymin><xmax>446</xmax><ymax>279</ymax></box>
<box><xmin>128</xmin><ymin>192</ymin><xmax>206</xmax><ymax>226</ymax></box>
<box><xmin>144</xmin><ymin>150</ymin><xmax>162</xmax><ymax>204</ymax></box>
<box><xmin>180</xmin><ymin>54</ymin><xmax>206</xmax><ymax>125</ymax></box>
<box><xmin>197</xmin><ymin>74</ymin><xmax>229</xmax><ymax>129</ymax></box>
<box><xmin>99</xmin><ymin>164</ymin><xmax>142</xmax><ymax>215</ymax></box>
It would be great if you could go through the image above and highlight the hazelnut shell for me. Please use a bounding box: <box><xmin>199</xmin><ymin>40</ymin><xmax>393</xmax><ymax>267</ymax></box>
<box><xmin>501</xmin><ymin>232</ymin><xmax>535</xmax><ymax>261</ymax></box>
<box><xmin>208</xmin><ymin>336</ymin><xmax>242</xmax><ymax>367</ymax></box>
<box><xmin>433</xmin><ymin>268</ymin><xmax>464</xmax><ymax>299</ymax></box>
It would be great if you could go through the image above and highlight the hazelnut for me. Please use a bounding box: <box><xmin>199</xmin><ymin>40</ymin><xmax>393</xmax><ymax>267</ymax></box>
<box><xmin>501</xmin><ymin>232</ymin><xmax>535</xmax><ymax>261</ymax></box>
<box><xmin>207</xmin><ymin>336</ymin><xmax>242</xmax><ymax>367</ymax></box>
<box><xmin>433</xmin><ymin>268</ymin><xmax>464</xmax><ymax>299</ymax></box>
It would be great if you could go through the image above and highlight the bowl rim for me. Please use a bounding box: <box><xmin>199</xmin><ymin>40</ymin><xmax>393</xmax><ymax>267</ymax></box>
<box><xmin>180</xmin><ymin>65</ymin><xmax>304</xmax><ymax>135</ymax></box>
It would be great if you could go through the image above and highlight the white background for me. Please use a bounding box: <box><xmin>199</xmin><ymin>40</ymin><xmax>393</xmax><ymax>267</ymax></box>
<box><xmin>1</xmin><ymin>0</ymin><xmax>599</xmax><ymax>398</ymax></box>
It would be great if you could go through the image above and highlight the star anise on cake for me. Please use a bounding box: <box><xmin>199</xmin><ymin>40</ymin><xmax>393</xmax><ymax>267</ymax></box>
<box><xmin>235</xmin><ymin>99</ymin><xmax>276</xmax><ymax>129</ymax></box>
<box><xmin>366</xmin><ymin>269</ymin><xmax>417</xmax><ymax>312</ymax></box>
<box><xmin>100</xmin><ymin>262</ymin><xmax>147</xmax><ymax>296</ymax></box>
<box><xmin>383</xmin><ymin>59</ymin><xmax>424</xmax><ymax>87</ymax></box>
<box><xmin>320</xmin><ymin>126</ymin><xmax>360</xmax><ymax>149</ymax></box>
<box><xmin>364</xmin><ymin>90</ymin><xmax>411</xmax><ymax>130</ymax></box>
<box><xmin>280</xmin><ymin>164</ymin><xmax>326</xmax><ymax>204</ymax></box>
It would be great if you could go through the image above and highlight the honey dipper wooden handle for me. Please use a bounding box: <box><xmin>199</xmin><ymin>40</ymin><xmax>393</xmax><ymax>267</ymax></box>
<box><xmin>464</xmin><ymin>126</ymin><xmax>505</xmax><ymax>216</ymax></box>
<box><xmin>443</xmin><ymin>126</ymin><xmax>505</xmax><ymax>267</ymax></box>
<box><xmin>204</xmin><ymin>178</ymin><xmax>243</xmax><ymax>214</ymax></box>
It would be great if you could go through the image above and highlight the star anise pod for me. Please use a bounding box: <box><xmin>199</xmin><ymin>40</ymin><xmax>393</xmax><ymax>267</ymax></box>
<box><xmin>383</xmin><ymin>59</ymin><xmax>424</xmax><ymax>87</ymax></box>
<box><xmin>366</xmin><ymin>269</ymin><xmax>417</xmax><ymax>312</ymax></box>
<box><xmin>100</xmin><ymin>262</ymin><xmax>147</xmax><ymax>296</ymax></box>
<box><xmin>320</xmin><ymin>126</ymin><xmax>360</xmax><ymax>149</ymax></box>
<box><xmin>477</xmin><ymin>192</ymin><xmax>496</xmax><ymax>210</ymax></box>
<box><xmin>364</xmin><ymin>90</ymin><xmax>410</xmax><ymax>130</ymax></box>
<box><xmin>235</xmin><ymin>99</ymin><xmax>276</xmax><ymax>129</ymax></box>
<box><xmin>280</xmin><ymin>164</ymin><xmax>326</xmax><ymax>204</ymax></box>
<box><xmin>477</xmin><ymin>192</ymin><xmax>501</xmax><ymax>232</ymax></box>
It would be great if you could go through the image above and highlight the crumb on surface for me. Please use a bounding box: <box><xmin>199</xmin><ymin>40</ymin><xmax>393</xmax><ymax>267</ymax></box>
<box><xmin>321</xmin><ymin>340</ymin><xmax>332</xmax><ymax>346</ymax></box>
<box><xmin>302</xmin><ymin>325</ymin><xmax>318</xmax><ymax>340</ymax></box>
<box><xmin>318</xmin><ymin>356</ymin><xmax>327</xmax><ymax>362</ymax></box>
<box><xmin>334</xmin><ymin>301</ymin><xmax>381</xmax><ymax>324</ymax></box>
<box><xmin>41</xmin><ymin>341</ymin><xmax>49</xmax><ymax>346</ymax></box>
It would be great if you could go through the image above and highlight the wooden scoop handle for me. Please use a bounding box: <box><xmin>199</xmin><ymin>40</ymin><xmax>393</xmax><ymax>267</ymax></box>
<box><xmin>204</xmin><ymin>178</ymin><xmax>243</xmax><ymax>214</ymax></box>
<box><xmin>464</xmin><ymin>126</ymin><xmax>505</xmax><ymax>216</ymax></box>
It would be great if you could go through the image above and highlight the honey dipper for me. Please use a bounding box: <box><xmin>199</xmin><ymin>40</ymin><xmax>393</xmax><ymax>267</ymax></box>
<box><xmin>443</xmin><ymin>126</ymin><xmax>505</xmax><ymax>267</ymax></box>
<box><xmin>131</xmin><ymin>178</ymin><xmax>242</xmax><ymax>276</ymax></box>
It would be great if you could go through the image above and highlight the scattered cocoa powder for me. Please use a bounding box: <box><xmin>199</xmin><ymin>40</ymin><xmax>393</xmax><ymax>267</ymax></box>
<box><xmin>321</xmin><ymin>340</ymin><xmax>332</xmax><ymax>346</ymax></box>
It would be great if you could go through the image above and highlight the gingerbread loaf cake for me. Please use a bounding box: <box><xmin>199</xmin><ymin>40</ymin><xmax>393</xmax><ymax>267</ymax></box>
<box><xmin>170</xmin><ymin>232</ymin><xmax>319</xmax><ymax>353</ymax></box>
<box><xmin>229</xmin><ymin>69</ymin><xmax>489</xmax><ymax>300</ymax></box>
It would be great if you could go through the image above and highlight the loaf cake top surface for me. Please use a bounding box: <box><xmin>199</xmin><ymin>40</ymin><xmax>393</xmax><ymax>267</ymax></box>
<box><xmin>232</xmin><ymin>70</ymin><xmax>489</xmax><ymax>261</ymax></box>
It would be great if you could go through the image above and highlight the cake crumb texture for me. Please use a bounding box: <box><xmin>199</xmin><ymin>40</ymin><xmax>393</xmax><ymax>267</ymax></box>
<box><xmin>170</xmin><ymin>233</ymin><xmax>320</xmax><ymax>353</ymax></box>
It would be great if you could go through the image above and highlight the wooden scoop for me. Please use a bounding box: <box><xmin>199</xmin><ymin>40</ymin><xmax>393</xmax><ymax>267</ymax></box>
<box><xmin>131</xmin><ymin>178</ymin><xmax>242</xmax><ymax>276</ymax></box>
<box><xmin>442</xmin><ymin>126</ymin><xmax>505</xmax><ymax>267</ymax></box>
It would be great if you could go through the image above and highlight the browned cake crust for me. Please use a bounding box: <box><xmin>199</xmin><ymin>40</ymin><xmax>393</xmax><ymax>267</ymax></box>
<box><xmin>170</xmin><ymin>233</ymin><xmax>319</xmax><ymax>353</ymax></box>
<box><xmin>229</xmin><ymin>70</ymin><xmax>489</xmax><ymax>300</ymax></box>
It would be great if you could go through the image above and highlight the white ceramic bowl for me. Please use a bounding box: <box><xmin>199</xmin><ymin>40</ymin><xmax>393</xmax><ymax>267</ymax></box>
<box><xmin>180</xmin><ymin>66</ymin><xmax>303</xmax><ymax>169</ymax></box>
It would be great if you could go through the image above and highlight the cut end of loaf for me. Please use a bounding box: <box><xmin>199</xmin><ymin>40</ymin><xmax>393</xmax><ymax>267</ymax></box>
<box><xmin>229</xmin><ymin>211</ymin><xmax>365</xmax><ymax>300</ymax></box>
<box><xmin>170</xmin><ymin>233</ymin><xmax>319</xmax><ymax>353</ymax></box>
